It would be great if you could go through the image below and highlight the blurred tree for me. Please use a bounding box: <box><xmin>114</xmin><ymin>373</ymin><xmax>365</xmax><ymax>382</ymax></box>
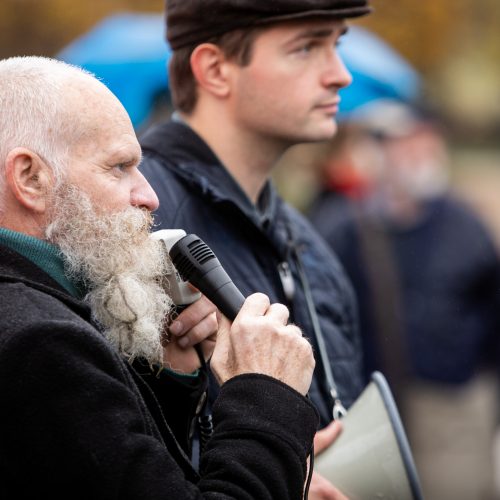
<box><xmin>358</xmin><ymin>0</ymin><xmax>500</xmax><ymax>136</ymax></box>
<box><xmin>0</xmin><ymin>0</ymin><xmax>163</xmax><ymax>58</ymax></box>
<box><xmin>357</xmin><ymin>0</ymin><xmax>471</xmax><ymax>75</ymax></box>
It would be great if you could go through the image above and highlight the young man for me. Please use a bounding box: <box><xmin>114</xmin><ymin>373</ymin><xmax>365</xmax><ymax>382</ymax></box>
<box><xmin>140</xmin><ymin>1</ymin><xmax>371</xmax><ymax>497</ymax></box>
<box><xmin>0</xmin><ymin>56</ymin><xmax>318</xmax><ymax>499</ymax></box>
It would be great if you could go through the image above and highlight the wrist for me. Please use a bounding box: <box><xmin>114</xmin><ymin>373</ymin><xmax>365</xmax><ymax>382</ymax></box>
<box><xmin>161</xmin><ymin>365</ymin><xmax>200</xmax><ymax>378</ymax></box>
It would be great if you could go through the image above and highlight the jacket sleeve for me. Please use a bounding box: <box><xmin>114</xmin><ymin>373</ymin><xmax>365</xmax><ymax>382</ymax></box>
<box><xmin>0</xmin><ymin>293</ymin><xmax>318</xmax><ymax>500</ymax></box>
<box><xmin>200</xmin><ymin>374</ymin><xmax>318</xmax><ymax>499</ymax></box>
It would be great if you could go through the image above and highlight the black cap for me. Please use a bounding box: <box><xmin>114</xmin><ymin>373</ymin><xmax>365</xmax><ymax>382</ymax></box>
<box><xmin>166</xmin><ymin>0</ymin><xmax>372</xmax><ymax>50</ymax></box>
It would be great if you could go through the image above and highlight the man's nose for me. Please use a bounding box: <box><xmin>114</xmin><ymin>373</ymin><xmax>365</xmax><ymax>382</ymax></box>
<box><xmin>322</xmin><ymin>49</ymin><xmax>352</xmax><ymax>90</ymax></box>
<box><xmin>130</xmin><ymin>170</ymin><xmax>160</xmax><ymax>211</ymax></box>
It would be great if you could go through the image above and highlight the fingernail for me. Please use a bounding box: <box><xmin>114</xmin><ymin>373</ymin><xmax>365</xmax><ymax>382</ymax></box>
<box><xmin>178</xmin><ymin>336</ymin><xmax>189</xmax><ymax>348</ymax></box>
<box><xmin>169</xmin><ymin>321</ymin><xmax>183</xmax><ymax>336</ymax></box>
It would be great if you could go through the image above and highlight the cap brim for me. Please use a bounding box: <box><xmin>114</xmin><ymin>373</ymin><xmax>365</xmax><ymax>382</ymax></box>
<box><xmin>251</xmin><ymin>6</ymin><xmax>373</xmax><ymax>25</ymax></box>
<box><xmin>168</xmin><ymin>6</ymin><xmax>373</xmax><ymax>50</ymax></box>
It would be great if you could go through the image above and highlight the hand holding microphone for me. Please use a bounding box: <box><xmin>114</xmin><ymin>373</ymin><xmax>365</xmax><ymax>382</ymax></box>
<box><xmin>211</xmin><ymin>293</ymin><xmax>315</xmax><ymax>396</ymax></box>
<box><xmin>152</xmin><ymin>230</ymin><xmax>315</xmax><ymax>395</ymax></box>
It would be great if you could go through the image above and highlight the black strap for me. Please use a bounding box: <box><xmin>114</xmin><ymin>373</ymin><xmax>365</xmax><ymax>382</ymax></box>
<box><xmin>285</xmin><ymin>224</ymin><xmax>347</xmax><ymax>420</ymax></box>
<box><xmin>194</xmin><ymin>345</ymin><xmax>214</xmax><ymax>459</ymax></box>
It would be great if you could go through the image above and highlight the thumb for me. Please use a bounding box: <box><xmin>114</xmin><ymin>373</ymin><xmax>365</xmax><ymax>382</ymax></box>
<box><xmin>314</xmin><ymin>420</ymin><xmax>343</xmax><ymax>456</ymax></box>
<box><xmin>210</xmin><ymin>311</ymin><xmax>232</xmax><ymax>383</ymax></box>
<box><xmin>213</xmin><ymin>310</ymin><xmax>231</xmax><ymax>346</ymax></box>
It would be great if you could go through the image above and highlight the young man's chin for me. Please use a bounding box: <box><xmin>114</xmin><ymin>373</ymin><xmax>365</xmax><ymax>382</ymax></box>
<box><xmin>274</xmin><ymin>120</ymin><xmax>338</xmax><ymax>148</ymax></box>
<box><xmin>302</xmin><ymin>121</ymin><xmax>338</xmax><ymax>143</ymax></box>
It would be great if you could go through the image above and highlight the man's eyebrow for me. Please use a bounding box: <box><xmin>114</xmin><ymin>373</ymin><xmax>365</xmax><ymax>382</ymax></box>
<box><xmin>289</xmin><ymin>25</ymin><xmax>349</xmax><ymax>43</ymax></box>
<box><xmin>108</xmin><ymin>151</ymin><xmax>142</xmax><ymax>167</ymax></box>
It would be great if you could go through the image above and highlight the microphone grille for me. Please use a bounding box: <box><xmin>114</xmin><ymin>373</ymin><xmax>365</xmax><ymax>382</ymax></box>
<box><xmin>170</xmin><ymin>236</ymin><xmax>216</xmax><ymax>280</ymax></box>
<box><xmin>186</xmin><ymin>238</ymin><xmax>216</xmax><ymax>265</ymax></box>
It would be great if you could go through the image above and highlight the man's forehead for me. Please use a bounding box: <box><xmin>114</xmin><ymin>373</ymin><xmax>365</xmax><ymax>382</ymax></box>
<box><xmin>252</xmin><ymin>18</ymin><xmax>348</xmax><ymax>48</ymax></box>
<box><xmin>71</xmin><ymin>125</ymin><xmax>140</xmax><ymax>163</ymax></box>
<box><xmin>273</xmin><ymin>18</ymin><xmax>348</xmax><ymax>37</ymax></box>
<box><xmin>66</xmin><ymin>88</ymin><xmax>138</xmax><ymax>159</ymax></box>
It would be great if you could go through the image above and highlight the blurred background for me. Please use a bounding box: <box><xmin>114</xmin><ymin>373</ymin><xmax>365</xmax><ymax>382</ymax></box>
<box><xmin>1</xmin><ymin>1</ymin><xmax>500</xmax><ymax>498</ymax></box>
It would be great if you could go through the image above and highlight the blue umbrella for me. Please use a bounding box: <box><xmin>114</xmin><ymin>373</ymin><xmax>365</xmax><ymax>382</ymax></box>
<box><xmin>58</xmin><ymin>12</ymin><xmax>171</xmax><ymax>128</ymax></box>
<box><xmin>337</xmin><ymin>26</ymin><xmax>421</xmax><ymax>119</ymax></box>
<box><xmin>58</xmin><ymin>13</ymin><xmax>420</xmax><ymax>128</ymax></box>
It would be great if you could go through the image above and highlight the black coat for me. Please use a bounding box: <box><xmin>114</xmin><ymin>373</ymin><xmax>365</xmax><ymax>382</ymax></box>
<box><xmin>140</xmin><ymin>120</ymin><xmax>364</xmax><ymax>425</ymax></box>
<box><xmin>0</xmin><ymin>243</ymin><xmax>318</xmax><ymax>499</ymax></box>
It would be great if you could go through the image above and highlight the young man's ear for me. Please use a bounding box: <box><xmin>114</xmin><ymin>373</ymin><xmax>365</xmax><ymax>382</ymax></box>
<box><xmin>190</xmin><ymin>43</ymin><xmax>232</xmax><ymax>99</ymax></box>
<box><xmin>4</xmin><ymin>147</ymin><xmax>54</xmax><ymax>214</ymax></box>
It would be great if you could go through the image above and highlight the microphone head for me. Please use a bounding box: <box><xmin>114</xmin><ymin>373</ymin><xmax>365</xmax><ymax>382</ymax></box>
<box><xmin>169</xmin><ymin>234</ymin><xmax>245</xmax><ymax>320</ymax></box>
<box><xmin>169</xmin><ymin>233</ymin><xmax>218</xmax><ymax>282</ymax></box>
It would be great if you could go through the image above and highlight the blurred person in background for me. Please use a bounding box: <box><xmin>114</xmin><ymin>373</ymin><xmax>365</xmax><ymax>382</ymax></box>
<box><xmin>307</xmin><ymin>122</ymin><xmax>382</xmax><ymax>229</ymax></box>
<box><xmin>309</xmin><ymin>99</ymin><xmax>500</xmax><ymax>500</ymax></box>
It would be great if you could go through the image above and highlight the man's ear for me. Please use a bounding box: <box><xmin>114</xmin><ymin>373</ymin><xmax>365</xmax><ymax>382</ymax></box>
<box><xmin>190</xmin><ymin>43</ymin><xmax>232</xmax><ymax>99</ymax></box>
<box><xmin>4</xmin><ymin>147</ymin><xmax>54</xmax><ymax>214</ymax></box>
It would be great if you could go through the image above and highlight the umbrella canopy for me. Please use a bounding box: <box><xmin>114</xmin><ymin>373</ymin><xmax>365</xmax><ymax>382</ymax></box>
<box><xmin>58</xmin><ymin>13</ymin><xmax>171</xmax><ymax>128</ymax></box>
<box><xmin>337</xmin><ymin>26</ymin><xmax>421</xmax><ymax>119</ymax></box>
<box><xmin>58</xmin><ymin>12</ymin><xmax>420</xmax><ymax>128</ymax></box>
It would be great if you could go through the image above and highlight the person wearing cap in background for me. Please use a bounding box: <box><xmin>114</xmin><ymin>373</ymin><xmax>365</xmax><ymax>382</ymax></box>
<box><xmin>309</xmin><ymin>99</ymin><xmax>500</xmax><ymax>499</ymax></box>
<box><xmin>140</xmin><ymin>1</ymin><xmax>371</xmax><ymax>498</ymax></box>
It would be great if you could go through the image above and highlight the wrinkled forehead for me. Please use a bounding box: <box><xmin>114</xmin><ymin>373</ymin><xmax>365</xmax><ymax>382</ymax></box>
<box><xmin>62</xmin><ymin>79</ymin><xmax>139</xmax><ymax>157</ymax></box>
<box><xmin>65</xmin><ymin>78</ymin><xmax>129</xmax><ymax>129</ymax></box>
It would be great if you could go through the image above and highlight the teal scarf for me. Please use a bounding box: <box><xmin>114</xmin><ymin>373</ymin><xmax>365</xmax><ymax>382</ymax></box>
<box><xmin>0</xmin><ymin>227</ymin><xmax>81</xmax><ymax>297</ymax></box>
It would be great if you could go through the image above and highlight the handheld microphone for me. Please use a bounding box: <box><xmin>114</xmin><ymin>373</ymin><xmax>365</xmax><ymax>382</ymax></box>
<box><xmin>169</xmin><ymin>233</ymin><xmax>246</xmax><ymax>321</ymax></box>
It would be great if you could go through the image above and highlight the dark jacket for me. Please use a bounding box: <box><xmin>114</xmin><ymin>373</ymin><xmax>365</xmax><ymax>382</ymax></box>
<box><xmin>140</xmin><ymin>120</ymin><xmax>364</xmax><ymax>424</ymax></box>
<box><xmin>0</xmin><ymin>243</ymin><xmax>318</xmax><ymax>499</ymax></box>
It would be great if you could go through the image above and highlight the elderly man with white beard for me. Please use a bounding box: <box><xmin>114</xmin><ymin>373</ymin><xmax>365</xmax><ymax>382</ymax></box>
<box><xmin>0</xmin><ymin>56</ymin><xmax>318</xmax><ymax>500</ymax></box>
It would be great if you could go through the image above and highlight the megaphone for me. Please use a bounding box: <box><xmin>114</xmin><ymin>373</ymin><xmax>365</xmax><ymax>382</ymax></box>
<box><xmin>314</xmin><ymin>371</ymin><xmax>424</xmax><ymax>500</ymax></box>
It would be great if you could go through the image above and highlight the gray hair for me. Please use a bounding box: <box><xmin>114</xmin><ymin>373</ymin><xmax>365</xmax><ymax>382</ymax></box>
<box><xmin>0</xmin><ymin>56</ymin><xmax>97</xmax><ymax>202</ymax></box>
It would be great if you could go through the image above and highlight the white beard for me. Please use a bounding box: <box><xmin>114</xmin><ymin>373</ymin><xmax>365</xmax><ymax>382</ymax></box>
<box><xmin>45</xmin><ymin>184</ymin><xmax>173</xmax><ymax>365</ymax></box>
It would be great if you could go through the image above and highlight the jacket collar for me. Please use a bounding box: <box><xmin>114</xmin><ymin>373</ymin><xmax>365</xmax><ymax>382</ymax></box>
<box><xmin>0</xmin><ymin>227</ymin><xmax>80</xmax><ymax>297</ymax></box>
<box><xmin>140</xmin><ymin>119</ymin><xmax>279</xmax><ymax>229</ymax></box>
<box><xmin>0</xmin><ymin>243</ymin><xmax>92</xmax><ymax>322</ymax></box>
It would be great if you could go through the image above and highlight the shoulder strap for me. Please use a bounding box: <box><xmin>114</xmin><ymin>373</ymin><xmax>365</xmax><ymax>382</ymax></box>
<box><xmin>284</xmin><ymin>220</ymin><xmax>347</xmax><ymax>420</ymax></box>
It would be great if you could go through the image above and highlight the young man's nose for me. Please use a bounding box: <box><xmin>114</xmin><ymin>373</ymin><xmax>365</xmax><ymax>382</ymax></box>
<box><xmin>322</xmin><ymin>50</ymin><xmax>352</xmax><ymax>90</ymax></box>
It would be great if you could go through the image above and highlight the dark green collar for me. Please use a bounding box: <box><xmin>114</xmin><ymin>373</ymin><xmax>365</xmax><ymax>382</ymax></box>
<box><xmin>0</xmin><ymin>228</ymin><xmax>81</xmax><ymax>297</ymax></box>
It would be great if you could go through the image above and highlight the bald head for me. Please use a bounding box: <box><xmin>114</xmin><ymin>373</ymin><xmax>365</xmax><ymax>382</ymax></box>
<box><xmin>63</xmin><ymin>71</ymin><xmax>136</xmax><ymax>153</ymax></box>
<box><xmin>0</xmin><ymin>56</ymin><xmax>134</xmax><ymax>196</ymax></box>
